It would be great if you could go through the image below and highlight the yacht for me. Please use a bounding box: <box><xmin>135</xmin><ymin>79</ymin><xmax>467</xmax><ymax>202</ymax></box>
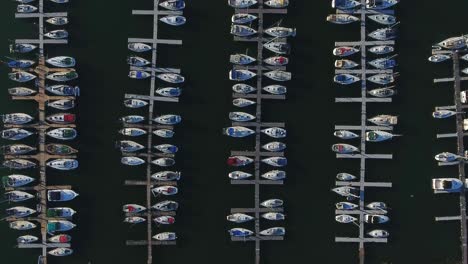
<box><xmin>46</xmin><ymin>56</ymin><xmax>76</xmax><ymax>68</ymax></box>
<box><xmin>2</xmin><ymin>113</ymin><xmax>33</xmax><ymax>124</ymax></box>
<box><xmin>264</xmin><ymin>56</ymin><xmax>288</xmax><ymax>66</ymax></box>
<box><xmin>231</xmin><ymin>14</ymin><xmax>257</xmax><ymax>24</ymax></box>
<box><xmin>154</xmin><ymin>216</ymin><xmax>175</xmax><ymax>225</ymax></box>
<box><xmin>119</xmin><ymin>128</ymin><xmax>146</xmax><ymax>137</ymax></box>
<box><xmin>368</xmin><ymin>229</ymin><xmax>390</xmax><ymax>238</ymax></box>
<box><xmin>47</xmin><ymin>128</ymin><xmax>77</xmax><ymax>140</ymax></box>
<box><xmin>6</xmin><ymin>206</ymin><xmax>36</xmax><ymax>217</ymax></box>
<box><xmin>1</xmin><ymin>144</ymin><xmax>36</xmax><ymax>155</ymax></box>
<box><xmin>228</xmin><ymin>0</ymin><xmax>257</xmax><ymax>8</ymax></box>
<box><xmin>49</xmin><ymin>235</ymin><xmax>72</xmax><ymax>243</ymax></box>
<box><xmin>154</xmin><ymin>114</ymin><xmax>181</xmax><ymax>125</ymax></box>
<box><xmin>8</xmin><ymin>72</ymin><xmax>36</xmax><ymax>82</ymax></box>
<box><xmin>265</xmin><ymin>27</ymin><xmax>296</xmax><ymax>38</ymax></box>
<box><xmin>335</xmin><ymin>214</ymin><xmax>356</xmax><ymax>224</ymax></box>
<box><xmin>262</xmin><ymin>142</ymin><xmax>286</xmax><ymax>152</ymax></box>
<box><xmin>366</xmin><ymin>0</ymin><xmax>399</xmax><ymax>9</ymax></box>
<box><xmin>1</xmin><ymin>128</ymin><xmax>33</xmax><ymax>140</ymax></box>
<box><xmin>46</xmin><ymin>85</ymin><xmax>80</xmax><ymax>96</ymax></box>
<box><xmin>17</xmin><ymin>235</ymin><xmax>38</xmax><ymax>244</ymax></box>
<box><xmin>368</xmin><ymin>115</ymin><xmax>398</xmax><ymax>126</ymax></box>
<box><xmin>264</xmin><ymin>42</ymin><xmax>290</xmax><ymax>54</ymax></box>
<box><xmin>223</xmin><ymin>126</ymin><xmax>255</xmax><ymax>138</ymax></box>
<box><xmin>368</xmin><ymin>87</ymin><xmax>395</xmax><ymax>98</ymax></box>
<box><xmin>332</xmin><ymin>0</ymin><xmax>361</xmax><ymax>9</ymax></box>
<box><xmin>231</xmin><ymin>25</ymin><xmax>257</xmax><ymax>37</ymax></box>
<box><xmin>437</xmin><ymin>35</ymin><xmax>468</xmax><ymax>50</ymax></box>
<box><xmin>230</xmin><ymin>54</ymin><xmax>256</xmax><ymax>65</ymax></box>
<box><xmin>120</xmin><ymin>115</ymin><xmax>145</xmax><ymax>124</ymax></box>
<box><xmin>151</xmin><ymin>171</ymin><xmax>181</xmax><ymax>181</ymax></box>
<box><xmin>156</xmin><ymin>87</ymin><xmax>181</xmax><ymax>97</ymax></box>
<box><xmin>47</xmin><ymin>220</ymin><xmax>76</xmax><ymax>233</ymax></box>
<box><xmin>127</xmin><ymin>56</ymin><xmax>150</xmax><ymax>67</ymax></box>
<box><xmin>229</xmin><ymin>69</ymin><xmax>256</xmax><ymax>81</ymax></box>
<box><xmin>332</xmin><ymin>186</ymin><xmax>359</xmax><ymax>198</ymax></box>
<box><xmin>7</xmin><ymin>59</ymin><xmax>35</xmax><ymax>68</ymax></box>
<box><xmin>151</xmin><ymin>186</ymin><xmax>178</xmax><ymax>196</ymax></box>
<box><xmin>229</xmin><ymin>112</ymin><xmax>255</xmax><ymax>122</ymax></box>
<box><xmin>335</xmin><ymin>59</ymin><xmax>358</xmax><ymax>69</ymax></box>
<box><xmin>368</xmin><ymin>14</ymin><xmax>396</xmax><ymax>25</ymax></box>
<box><xmin>366</xmin><ymin>202</ymin><xmax>387</xmax><ymax>210</ymax></box>
<box><xmin>10</xmin><ymin>221</ymin><xmax>36</xmax><ymax>230</ymax></box>
<box><xmin>334</xmin><ymin>74</ymin><xmax>360</xmax><ymax>85</ymax></box>
<box><xmin>229</xmin><ymin>171</ymin><xmax>252</xmax><ymax>180</ymax></box>
<box><xmin>263</xmin><ymin>85</ymin><xmax>287</xmax><ymax>95</ymax></box>
<box><xmin>47</xmin><ymin>207</ymin><xmax>77</xmax><ymax>218</ymax></box>
<box><xmin>17</xmin><ymin>4</ymin><xmax>37</xmax><ymax>13</ymax></box>
<box><xmin>262</xmin><ymin>127</ymin><xmax>286</xmax><ymax>138</ymax></box>
<box><xmin>435</xmin><ymin>152</ymin><xmax>463</xmax><ymax>163</ymax></box>
<box><xmin>336</xmin><ymin>173</ymin><xmax>357</xmax><ymax>181</ymax></box>
<box><xmin>326</xmin><ymin>14</ymin><xmax>359</xmax><ymax>24</ymax></box>
<box><xmin>261</xmin><ymin>170</ymin><xmax>286</xmax><ymax>180</ymax></box>
<box><xmin>233</xmin><ymin>98</ymin><xmax>256</xmax><ymax>107</ymax></box>
<box><xmin>334</xmin><ymin>130</ymin><xmax>358</xmax><ymax>140</ymax></box>
<box><xmin>369</xmin><ymin>27</ymin><xmax>397</xmax><ymax>41</ymax></box>
<box><xmin>152</xmin><ymin>158</ymin><xmax>176</xmax><ymax>167</ymax></box>
<box><xmin>233</xmin><ymin>84</ymin><xmax>256</xmax><ymax>94</ymax></box>
<box><xmin>262</xmin><ymin>212</ymin><xmax>285</xmax><ymax>221</ymax></box>
<box><xmin>46</xmin><ymin>113</ymin><xmax>75</xmax><ymax>124</ymax></box>
<box><xmin>48</xmin><ymin>248</ymin><xmax>73</xmax><ymax>257</ymax></box>
<box><xmin>369</xmin><ymin>57</ymin><xmax>397</xmax><ymax>69</ymax></box>
<box><xmin>47</xmin><ymin>71</ymin><xmax>78</xmax><ymax>82</ymax></box>
<box><xmin>2</xmin><ymin>175</ymin><xmax>34</xmax><ymax>188</ymax></box>
<box><xmin>152</xmin><ymin>200</ymin><xmax>178</xmax><ymax>211</ymax></box>
<box><xmin>129</xmin><ymin>71</ymin><xmax>150</xmax><ymax>79</ymax></box>
<box><xmin>47</xmin><ymin>99</ymin><xmax>75</xmax><ymax>110</ymax></box>
<box><xmin>157</xmin><ymin>73</ymin><xmax>185</xmax><ymax>83</ymax></box>
<box><xmin>265</xmin><ymin>0</ymin><xmax>289</xmax><ymax>8</ymax></box>
<box><xmin>44</xmin><ymin>30</ymin><xmax>68</xmax><ymax>39</ymax></box>
<box><xmin>10</xmin><ymin>43</ymin><xmax>37</xmax><ymax>53</ymax></box>
<box><xmin>154</xmin><ymin>144</ymin><xmax>178</xmax><ymax>154</ymax></box>
<box><xmin>124</xmin><ymin>99</ymin><xmax>148</xmax><ymax>108</ymax></box>
<box><xmin>335</xmin><ymin>202</ymin><xmax>358</xmax><ymax>210</ymax></box>
<box><xmin>333</xmin><ymin>46</ymin><xmax>359</xmax><ymax>57</ymax></box>
<box><xmin>46</xmin><ymin>17</ymin><xmax>68</xmax><ymax>25</ymax></box>
<box><xmin>262</xmin><ymin>157</ymin><xmax>287</xmax><ymax>167</ymax></box>
<box><xmin>366</xmin><ymin>131</ymin><xmax>398</xmax><ymax>142</ymax></box>
<box><xmin>128</xmin><ymin>43</ymin><xmax>152</xmax><ymax>53</ymax></box>
<box><xmin>227</xmin><ymin>156</ymin><xmax>253</xmax><ymax>166</ymax></box>
<box><xmin>369</xmin><ymin>45</ymin><xmax>394</xmax><ymax>55</ymax></box>
<box><xmin>264</xmin><ymin>71</ymin><xmax>291</xmax><ymax>81</ymax></box>
<box><xmin>8</xmin><ymin>87</ymin><xmax>36</xmax><ymax>96</ymax></box>
<box><xmin>260</xmin><ymin>227</ymin><xmax>285</xmax><ymax>236</ymax></box>
<box><xmin>3</xmin><ymin>159</ymin><xmax>36</xmax><ymax>169</ymax></box>
<box><xmin>432</xmin><ymin>178</ymin><xmax>464</xmax><ymax>191</ymax></box>
<box><xmin>428</xmin><ymin>54</ymin><xmax>450</xmax><ymax>63</ymax></box>
<box><xmin>160</xmin><ymin>15</ymin><xmax>186</xmax><ymax>26</ymax></box>
<box><xmin>227</xmin><ymin>213</ymin><xmax>254</xmax><ymax>223</ymax></box>
<box><xmin>121</xmin><ymin>157</ymin><xmax>145</xmax><ymax>166</ymax></box>
<box><xmin>154</xmin><ymin>129</ymin><xmax>175</xmax><ymax>138</ymax></box>
<box><xmin>159</xmin><ymin>0</ymin><xmax>185</xmax><ymax>10</ymax></box>
<box><xmin>153</xmin><ymin>232</ymin><xmax>177</xmax><ymax>241</ymax></box>
<box><xmin>123</xmin><ymin>204</ymin><xmax>146</xmax><ymax>213</ymax></box>
<box><xmin>368</xmin><ymin>74</ymin><xmax>394</xmax><ymax>85</ymax></box>
<box><xmin>46</xmin><ymin>159</ymin><xmax>78</xmax><ymax>170</ymax></box>
<box><xmin>229</xmin><ymin>228</ymin><xmax>254</xmax><ymax>237</ymax></box>
<box><xmin>364</xmin><ymin>214</ymin><xmax>390</xmax><ymax>224</ymax></box>
<box><xmin>48</xmin><ymin>190</ymin><xmax>79</xmax><ymax>202</ymax></box>
<box><xmin>5</xmin><ymin>191</ymin><xmax>34</xmax><ymax>202</ymax></box>
<box><xmin>261</xmin><ymin>199</ymin><xmax>283</xmax><ymax>208</ymax></box>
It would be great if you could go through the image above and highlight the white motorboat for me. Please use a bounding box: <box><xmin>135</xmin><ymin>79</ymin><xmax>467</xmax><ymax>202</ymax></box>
<box><xmin>151</xmin><ymin>186</ymin><xmax>178</xmax><ymax>196</ymax></box>
<box><xmin>157</xmin><ymin>73</ymin><xmax>185</xmax><ymax>83</ymax></box>
<box><xmin>264</xmin><ymin>42</ymin><xmax>290</xmax><ymax>54</ymax></box>
<box><xmin>159</xmin><ymin>0</ymin><xmax>185</xmax><ymax>10</ymax></box>
<box><xmin>432</xmin><ymin>178</ymin><xmax>464</xmax><ymax>191</ymax></box>
<box><xmin>366</xmin><ymin>131</ymin><xmax>398</xmax><ymax>142</ymax></box>
<box><xmin>366</xmin><ymin>0</ymin><xmax>399</xmax><ymax>9</ymax></box>
<box><xmin>265</xmin><ymin>0</ymin><xmax>289</xmax><ymax>8</ymax></box>
<box><xmin>156</xmin><ymin>87</ymin><xmax>181</xmax><ymax>97</ymax></box>
<box><xmin>227</xmin><ymin>213</ymin><xmax>254</xmax><ymax>223</ymax></box>
<box><xmin>47</xmin><ymin>220</ymin><xmax>76</xmax><ymax>233</ymax></box>
<box><xmin>151</xmin><ymin>171</ymin><xmax>181</xmax><ymax>181</ymax></box>
<box><xmin>227</xmin><ymin>156</ymin><xmax>253</xmax><ymax>166</ymax></box>
<box><xmin>368</xmin><ymin>14</ymin><xmax>397</xmax><ymax>25</ymax></box>
<box><xmin>8</xmin><ymin>87</ymin><xmax>36</xmax><ymax>96</ymax></box>
<box><xmin>48</xmin><ymin>234</ymin><xmax>72</xmax><ymax>243</ymax></box>
<box><xmin>368</xmin><ymin>74</ymin><xmax>394</xmax><ymax>85</ymax></box>
<box><xmin>46</xmin><ymin>85</ymin><xmax>79</xmax><ymax>96</ymax></box>
<box><xmin>154</xmin><ymin>129</ymin><xmax>174</xmax><ymax>138</ymax></box>
<box><xmin>127</xmin><ymin>56</ymin><xmax>150</xmax><ymax>67</ymax></box>
<box><xmin>334</xmin><ymin>74</ymin><xmax>360</xmax><ymax>85</ymax></box>
<box><xmin>119</xmin><ymin>128</ymin><xmax>146</xmax><ymax>137</ymax></box>
<box><xmin>160</xmin><ymin>15</ymin><xmax>186</xmax><ymax>26</ymax></box>
<box><xmin>223</xmin><ymin>126</ymin><xmax>255</xmax><ymax>138</ymax></box>
<box><xmin>366</xmin><ymin>202</ymin><xmax>387</xmax><ymax>210</ymax></box>
<box><xmin>152</xmin><ymin>200</ymin><xmax>178</xmax><ymax>211</ymax></box>
<box><xmin>153</xmin><ymin>232</ymin><xmax>177</xmax><ymax>241</ymax></box>
<box><xmin>233</xmin><ymin>84</ymin><xmax>256</xmax><ymax>94</ymax></box>
<box><xmin>435</xmin><ymin>152</ymin><xmax>464</xmax><ymax>163</ymax></box>
<box><xmin>369</xmin><ymin>57</ymin><xmax>397</xmax><ymax>69</ymax></box>
<box><xmin>17</xmin><ymin>4</ymin><xmax>38</xmax><ymax>13</ymax></box>
<box><xmin>120</xmin><ymin>115</ymin><xmax>145</xmax><ymax>124</ymax></box>
<box><xmin>46</xmin><ymin>159</ymin><xmax>78</xmax><ymax>170</ymax></box>
<box><xmin>152</xmin><ymin>158</ymin><xmax>176</xmax><ymax>167</ymax></box>
<box><xmin>229</xmin><ymin>112</ymin><xmax>255</xmax><ymax>122</ymax></box>
<box><xmin>228</xmin><ymin>0</ymin><xmax>257</xmax><ymax>8</ymax></box>
<box><xmin>335</xmin><ymin>214</ymin><xmax>357</xmax><ymax>224</ymax></box>
<box><xmin>121</xmin><ymin>157</ymin><xmax>145</xmax><ymax>166</ymax></box>
<box><xmin>369</xmin><ymin>46</ymin><xmax>394</xmax><ymax>56</ymax></box>
<box><xmin>260</xmin><ymin>227</ymin><xmax>285</xmax><ymax>236</ymax></box>
<box><xmin>335</xmin><ymin>202</ymin><xmax>358</xmax><ymax>210</ymax></box>
<box><xmin>262</xmin><ymin>157</ymin><xmax>287</xmax><ymax>167</ymax></box>
<box><xmin>8</xmin><ymin>72</ymin><xmax>36</xmax><ymax>82</ymax></box>
<box><xmin>47</xmin><ymin>71</ymin><xmax>78</xmax><ymax>82</ymax></box>
<box><xmin>262</xmin><ymin>142</ymin><xmax>286</xmax><ymax>152</ymax></box>
<box><xmin>261</xmin><ymin>199</ymin><xmax>283</xmax><ymax>208</ymax></box>
<box><xmin>44</xmin><ymin>30</ymin><xmax>68</xmax><ymax>39</ymax></box>
<box><xmin>17</xmin><ymin>235</ymin><xmax>38</xmax><ymax>244</ymax></box>
<box><xmin>47</xmin><ymin>99</ymin><xmax>75</xmax><ymax>110</ymax></box>
<box><xmin>129</xmin><ymin>71</ymin><xmax>150</xmax><ymax>79</ymax></box>
<box><xmin>46</xmin><ymin>56</ymin><xmax>76</xmax><ymax>68</ymax></box>
<box><xmin>262</xmin><ymin>127</ymin><xmax>286</xmax><ymax>138</ymax></box>
<box><xmin>262</xmin><ymin>212</ymin><xmax>285</xmax><ymax>221</ymax></box>
<box><xmin>331</xmin><ymin>143</ymin><xmax>359</xmax><ymax>154</ymax></box>
<box><xmin>154</xmin><ymin>144</ymin><xmax>178</xmax><ymax>154</ymax></box>
<box><xmin>46</xmin><ymin>113</ymin><xmax>75</xmax><ymax>124</ymax></box>
<box><xmin>46</xmin><ymin>17</ymin><xmax>68</xmax><ymax>25</ymax></box>
<box><xmin>332</xmin><ymin>186</ymin><xmax>359</xmax><ymax>198</ymax></box>
<box><xmin>432</xmin><ymin>110</ymin><xmax>457</xmax><ymax>119</ymax></box>
<box><xmin>122</xmin><ymin>204</ymin><xmax>146</xmax><ymax>213</ymax></box>
<box><xmin>463</xmin><ymin>68</ymin><xmax>468</xmax><ymax>75</ymax></box>
<box><xmin>47</xmin><ymin>207</ymin><xmax>76</xmax><ymax>218</ymax></box>
<box><xmin>5</xmin><ymin>191</ymin><xmax>34</xmax><ymax>202</ymax></box>
<box><xmin>437</xmin><ymin>35</ymin><xmax>468</xmax><ymax>50</ymax></box>
<box><xmin>368</xmin><ymin>87</ymin><xmax>395</xmax><ymax>98</ymax></box>
<box><xmin>124</xmin><ymin>99</ymin><xmax>148</xmax><ymax>108</ymax></box>
<box><xmin>265</xmin><ymin>27</ymin><xmax>296</xmax><ymax>38</ymax></box>
<box><xmin>264</xmin><ymin>56</ymin><xmax>288</xmax><ymax>66</ymax></box>
<box><xmin>231</xmin><ymin>25</ymin><xmax>257</xmax><ymax>37</ymax></box>
<box><xmin>368</xmin><ymin>115</ymin><xmax>398</xmax><ymax>126</ymax></box>
<box><xmin>2</xmin><ymin>113</ymin><xmax>33</xmax><ymax>125</ymax></box>
<box><xmin>333</xmin><ymin>46</ymin><xmax>359</xmax><ymax>57</ymax></box>
<box><xmin>332</xmin><ymin>0</ymin><xmax>361</xmax><ymax>9</ymax></box>
<box><xmin>154</xmin><ymin>215</ymin><xmax>175</xmax><ymax>225</ymax></box>
<box><xmin>336</xmin><ymin>173</ymin><xmax>357</xmax><ymax>181</ymax></box>
<box><xmin>3</xmin><ymin>159</ymin><xmax>36</xmax><ymax>169</ymax></box>
<box><xmin>2</xmin><ymin>175</ymin><xmax>34</xmax><ymax>188</ymax></box>
<box><xmin>462</xmin><ymin>54</ymin><xmax>468</xmax><ymax>61</ymax></box>
<box><xmin>428</xmin><ymin>54</ymin><xmax>451</xmax><ymax>63</ymax></box>
<box><xmin>229</xmin><ymin>69</ymin><xmax>256</xmax><ymax>81</ymax></box>
<box><xmin>334</xmin><ymin>130</ymin><xmax>358</xmax><ymax>140</ymax></box>
<box><xmin>154</xmin><ymin>114</ymin><xmax>182</xmax><ymax>125</ymax></box>
<box><xmin>231</xmin><ymin>14</ymin><xmax>257</xmax><ymax>24</ymax></box>
<box><xmin>128</xmin><ymin>43</ymin><xmax>152</xmax><ymax>53</ymax></box>
<box><xmin>10</xmin><ymin>221</ymin><xmax>36</xmax><ymax>230</ymax></box>
<box><xmin>1</xmin><ymin>128</ymin><xmax>33</xmax><ymax>140</ymax></box>
<box><xmin>230</xmin><ymin>54</ymin><xmax>256</xmax><ymax>65</ymax></box>
<box><xmin>6</xmin><ymin>206</ymin><xmax>36</xmax><ymax>218</ymax></box>
<box><xmin>264</xmin><ymin>71</ymin><xmax>291</xmax><ymax>81</ymax></box>
<box><xmin>229</xmin><ymin>228</ymin><xmax>254</xmax><ymax>237</ymax></box>
<box><xmin>369</xmin><ymin>27</ymin><xmax>397</xmax><ymax>41</ymax></box>
<box><xmin>326</xmin><ymin>14</ymin><xmax>359</xmax><ymax>24</ymax></box>
<box><xmin>229</xmin><ymin>171</ymin><xmax>252</xmax><ymax>180</ymax></box>
<box><xmin>47</xmin><ymin>189</ymin><xmax>79</xmax><ymax>202</ymax></box>
<box><xmin>364</xmin><ymin>214</ymin><xmax>390</xmax><ymax>224</ymax></box>
<box><xmin>335</xmin><ymin>59</ymin><xmax>358</xmax><ymax>69</ymax></box>
<box><xmin>233</xmin><ymin>98</ymin><xmax>256</xmax><ymax>107</ymax></box>
<box><xmin>263</xmin><ymin>84</ymin><xmax>287</xmax><ymax>95</ymax></box>
<box><xmin>261</xmin><ymin>170</ymin><xmax>286</xmax><ymax>180</ymax></box>
<box><xmin>48</xmin><ymin>248</ymin><xmax>73</xmax><ymax>257</ymax></box>
<box><xmin>368</xmin><ymin>229</ymin><xmax>390</xmax><ymax>238</ymax></box>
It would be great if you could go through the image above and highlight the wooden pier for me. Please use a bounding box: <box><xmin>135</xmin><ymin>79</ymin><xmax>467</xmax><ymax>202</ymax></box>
<box><xmin>228</xmin><ymin>1</ymin><xmax>288</xmax><ymax>264</ymax></box>
<box><xmin>432</xmin><ymin>48</ymin><xmax>468</xmax><ymax>264</ymax></box>
<box><xmin>332</xmin><ymin>1</ymin><xmax>396</xmax><ymax>263</ymax></box>
<box><xmin>3</xmin><ymin>1</ymin><xmax>74</xmax><ymax>264</ymax></box>
<box><xmin>123</xmin><ymin>1</ymin><xmax>182</xmax><ymax>263</ymax></box>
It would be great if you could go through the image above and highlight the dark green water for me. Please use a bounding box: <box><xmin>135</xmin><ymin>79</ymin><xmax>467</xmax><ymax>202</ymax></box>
<box><xmin>1</xmin><ymin>0</ymin><xmax>468</xmax><ymax>263</ymax></box>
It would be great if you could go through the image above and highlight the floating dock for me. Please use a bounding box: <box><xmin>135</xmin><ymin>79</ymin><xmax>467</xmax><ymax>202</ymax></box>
<box><xmin>331</xmin><ymin>1</ymin><xmax>396</xmax><ymax>263</ymax></box>
<box><xmin>228</xmin><ymin>1</ymin><xmax>288</xmax><ymax>263</ymax></box>
<box><xmin>432</xmin><ymin>48</ymin><xmax>468</xmax><ymax>264</ymax></box>
<box><xmin>123</xmin><ymin>1</ymin><xmax>183</xmax><ymax>263</ymax></box>
<box><xmin>3</xmin><ymin>1</ymin><xmax>74</xmax><ymax>263</ymax></box>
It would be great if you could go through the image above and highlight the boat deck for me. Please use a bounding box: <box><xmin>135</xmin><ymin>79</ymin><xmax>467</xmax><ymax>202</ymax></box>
<box><xmin>229</xmin><ymin>1</ymin><xmax>287</xmax><ymax>264</ymax></box>
<box><xmin>123</xmin><ymin>1</ymin><xmax>183</xmax><ymax>263</ymax></box>
<box><xmin>432</xmin><ymin>48</ymin><xmax>468</xmax><ymax>264</ymax></box>
<box><xmin>332</xmin><ymin>1</ymin><xmax>396</xmax><ymax>263</ymax></box>
<box><xmin>5</xmin><ymin>1</ymin><xmax>73</xmax><ymax>264</ymax></box>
